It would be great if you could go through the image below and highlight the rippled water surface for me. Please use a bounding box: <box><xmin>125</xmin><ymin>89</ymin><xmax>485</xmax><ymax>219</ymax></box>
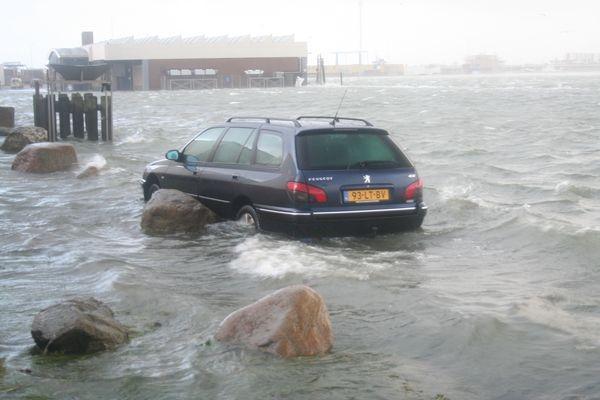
<box><xmin>1</xmin><ymin>74</ymin><xmax>600</xmax><ymax>399</ymax></box>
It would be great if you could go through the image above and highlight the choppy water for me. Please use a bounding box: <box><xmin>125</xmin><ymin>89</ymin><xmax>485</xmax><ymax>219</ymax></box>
<box><xmin>1</xmin><ymin>74</ymin><xmax>600</xmax><ymax>399</ymax></box>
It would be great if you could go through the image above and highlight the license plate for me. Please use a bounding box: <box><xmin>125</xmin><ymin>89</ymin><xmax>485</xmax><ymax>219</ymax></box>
<box><xmin>344</xmin><ymin>189</ymin><xmax>390</xmax><ymax>203</ymax></box>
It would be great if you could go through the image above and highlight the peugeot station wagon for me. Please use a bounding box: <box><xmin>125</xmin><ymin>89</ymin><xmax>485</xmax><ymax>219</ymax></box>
<box><xmin>141</xmin><ymin>116</ymin><xmax>427</xmax><ymax>237</ymax></box>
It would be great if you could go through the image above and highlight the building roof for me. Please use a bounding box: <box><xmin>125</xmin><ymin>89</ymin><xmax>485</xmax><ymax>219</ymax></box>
<box><xmin>49</xmin><ymin>48</ymin><xmax>89</xmax><ymax>59</ymax></box>
<box><xmin>84</xmin><ymin>35</ymin><xmax>307</xmax><ymax>61</ymax></box>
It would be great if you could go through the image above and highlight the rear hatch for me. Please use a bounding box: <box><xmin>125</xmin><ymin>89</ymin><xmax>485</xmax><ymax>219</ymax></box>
<box><xmin>293</xmin><ymin>128</ymin><xmax>423</xmax><ymax>212</ymax></box>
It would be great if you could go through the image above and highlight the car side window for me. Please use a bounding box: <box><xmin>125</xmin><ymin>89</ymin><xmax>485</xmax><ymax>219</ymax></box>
<box><xmin>256</xmin><ymin>131</ymin><xmax>283</xmax><ymax>166</ymax></box>
<box><xmin>238</xmin><ymin>131</ymin><xmax>257</xmax><ymax>165</ymax></box>
<box><xmin>213</xmin><ymin>127</ymin><xmax>255</xmax><ymax>164</ymax></box>
<box><xmin>182</xmin><ymin>127</ymin><xmax>225</xmax><ymax>161</ymax></box>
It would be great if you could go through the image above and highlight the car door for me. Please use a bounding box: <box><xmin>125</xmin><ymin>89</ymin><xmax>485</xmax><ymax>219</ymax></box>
<box><xmin>241</xmin><ymin>129</ymin><xmax>288</xmax><ymax>208</ymax></box>
<box><xmin>165</xmin><ymin>127</ymin><xmax>225</xmax><ymax>195</ymax></box>
<box><xmin>198</xmin><ymin>127</ymin><xmax>256</xmax><ymax>214</ymax></box>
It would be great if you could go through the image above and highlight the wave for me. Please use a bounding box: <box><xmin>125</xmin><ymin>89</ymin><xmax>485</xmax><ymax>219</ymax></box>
<box><xmin>512</xmin><ymin>296</ymin><xmax>600</xmax><ymax>349</ymax></box>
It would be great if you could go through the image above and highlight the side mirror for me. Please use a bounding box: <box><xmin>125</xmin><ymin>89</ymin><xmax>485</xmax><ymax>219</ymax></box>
<box><xmin>165</xmin><ymin>150</ymin><xmax>181</xmax><ymax>161</ymax></box>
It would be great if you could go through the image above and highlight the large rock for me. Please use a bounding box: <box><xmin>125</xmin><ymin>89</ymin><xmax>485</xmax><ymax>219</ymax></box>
<box><xmin>141</xmin><ymin>189</ymin><xmax>217</xmax><ymax>234</ymax></box>
<box><xmin>0</xmin><ymin>106</ymin><xmax>15</xmax><ymax>128</ymax></box>
<box><xmin>1</xmin><ymin>126</ymin><xmax>47</xmax><ymax>153</ymax></box>
<box><xmin>12</xmin><ymin>143</ymin><xmax>77</xmax><ymax>173</ymax></box>
<box><xmin>215</xmin><ymin>285</ymin><xmax>334</xmax><ymax>358</ymax></box>
<box><xmin>31</xmin><ymin>298</ymin><xmax>129</xmax><ymax>354</ymax></box>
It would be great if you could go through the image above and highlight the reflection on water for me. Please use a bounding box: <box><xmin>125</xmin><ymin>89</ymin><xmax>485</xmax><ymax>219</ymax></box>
<box><xmin>1</xmin><ymin>74</ymin><xmax>600</xmax><ymax>399</ymax></box>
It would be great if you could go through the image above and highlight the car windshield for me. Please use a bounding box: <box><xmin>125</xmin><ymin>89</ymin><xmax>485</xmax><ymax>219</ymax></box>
<box><xmin>296</xmin><ymin>130</ymin><xmax>412</xmax><ymax>170</ymax></box>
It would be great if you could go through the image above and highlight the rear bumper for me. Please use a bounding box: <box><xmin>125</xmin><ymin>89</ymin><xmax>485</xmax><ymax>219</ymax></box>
<box><xmin>255</xmin><ymin>203</ymin><xmax>427</xmax><ymax>237</ymax></box>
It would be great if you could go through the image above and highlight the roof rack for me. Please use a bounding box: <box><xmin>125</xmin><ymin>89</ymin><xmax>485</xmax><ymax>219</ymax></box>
<box><xmin>296</xmin><ymin>116</ymin><xmax>373</xmax><ymax>127</ymax></box>
<box><xmin>226</xmin><ymin>117</ymin><xmax>301</xmax><ymax>127</ymax></box>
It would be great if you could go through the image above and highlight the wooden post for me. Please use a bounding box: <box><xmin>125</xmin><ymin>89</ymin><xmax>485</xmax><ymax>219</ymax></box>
<box><xmin>84</xmin><ymin>93</ymin><xmax>98</xmax><ymax>141</ymax></box>
<box><xmin>107</xmin><ymin>91</ymin><xmax>113</xmax><ymax>141</ymax></box>
<box><xmin>72</xmin><ymin>93</ymin><xmax>85</xmax><ymax>139</ymax></box>
<box><xmin>57</xmin><ymin>94</ymin><xmax>71</xmax><ymax>139</ymax></box>
<box><xmin>340</xmin><ymin>72</ymin><xmax>343</xmax><ymax>86</ymax></box>
<box><xmin>100</xmin><ymin>95</ymin><xmax>107</xmax><ymax>141</ymax></box>
<box><xmin>46</xmin><ymin>94</ymin><xmax>57</xmax><ymax>142</ymax></box>
<box><xmin>33</xmin><ymin>81</ymin><xmax>44</xmax><ymax>128</ymax></box>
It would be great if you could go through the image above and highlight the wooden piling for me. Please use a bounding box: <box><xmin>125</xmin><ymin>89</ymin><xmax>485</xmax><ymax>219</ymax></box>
<box><xmin>57</xmin><ymin>94</ymin><xmax>71</xmax><ymax>138</ymax></box>
<box><xmin>100</xmin><ymin>95</ymin><xmax>111</xmax><ymax>141</ymax></box>
<box><xmin>46</xmin><ymin>94</ymin><xmax>57</xmax><ymax>142</ymax></box>
<box><xmin>84</xmin><ymin>93</ymin><xmax>98</xmax><ymax>141</ymax></box>
<box><xmin>33</xmin><ymin>81</ymin><xmax>44</xmax><ymax>128</ymax></box>
<box><xmin>72</xmin><ymin>93</ymin><xmax>85</xmax><ymax>139</ymax></box>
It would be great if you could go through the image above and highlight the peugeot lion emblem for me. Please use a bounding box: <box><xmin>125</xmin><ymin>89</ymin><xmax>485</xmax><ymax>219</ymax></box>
<box><xmin>363</xmin><ymin>174</ymin><xmax>371</xmax><ymax>184</ymax></box>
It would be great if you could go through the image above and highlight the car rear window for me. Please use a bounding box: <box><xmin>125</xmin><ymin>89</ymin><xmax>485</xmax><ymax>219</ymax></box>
<box><xmin>296</xmin><ymin>130</ymin><xmax>412</xmax><ymax>170</ymax></box>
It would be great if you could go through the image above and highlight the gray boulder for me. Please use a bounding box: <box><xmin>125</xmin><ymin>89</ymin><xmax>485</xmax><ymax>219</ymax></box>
<box><xmin>1</xmin><ymin>126</ymin><xmax>47</xmax><ymax>153</ymax></box>
<box><xmin>12</xmin><ymin>143</ymin><xmax>77</xmax><ymax>173</ymax></box>
<box><xmin>141</xmin><ymin>189</ymin><xmax>218</xmax><ymax>234</ymax></box>
<box><xmin>215</xmin><ymin>285</ymin><xmax>334</xmax><ymax>358</ymax></box>
<box><xmin>31</xmin><ymin>298</ymin><xmax>128</xmax><ymax>354</ymax></box>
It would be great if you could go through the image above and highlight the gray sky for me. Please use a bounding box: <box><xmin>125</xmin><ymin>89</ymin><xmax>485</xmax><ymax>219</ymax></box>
<box><xmin>2</xmin><ymin>0</ymin><xmax>600</xmax><ymax>67</ymax></box>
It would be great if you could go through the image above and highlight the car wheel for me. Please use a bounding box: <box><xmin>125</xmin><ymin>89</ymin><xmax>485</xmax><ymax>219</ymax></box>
<box><xmin>145</xmin><ymin>182</ymin><xmax>160</xmax><ymax>201</ymax></box>
<box><xmin>236</xmin><ymin>205</ymin><xmax>259</xmax><ymax>229</ymax></box>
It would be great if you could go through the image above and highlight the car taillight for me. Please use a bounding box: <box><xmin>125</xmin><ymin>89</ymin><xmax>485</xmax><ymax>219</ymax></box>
<box><xmin>405</xmin><ymin>179</ymin><xmax>423</xmax><ymax>201</ymax></box>
<box><xmin>287</xmin><ymin>181</ymin><xmax>328</xmax><ymax>203</ymax></box>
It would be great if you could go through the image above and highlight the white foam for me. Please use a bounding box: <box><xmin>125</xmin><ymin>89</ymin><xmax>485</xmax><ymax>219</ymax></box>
<box><xmin>83</xmin><ymin>154</ymin><xmax>107</xmax><ymax>170</ymax></box>
<box><xmin>516</xmin><ymin>296</ymin><xmax>600</xmax><ymax>348</ymax></box>
<box><xmin>228</xmin><ymin>236</ymin><xmax>405</xmax><ymax>280</ymax></box>
<box><xmin>119</xmin><ymin>131</ymin><xmax>148</xmax><ymax>144</ymax></box>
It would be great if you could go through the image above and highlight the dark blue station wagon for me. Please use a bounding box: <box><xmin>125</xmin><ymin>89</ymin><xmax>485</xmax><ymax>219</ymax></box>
<box><xmin>141</xmin><ymin>116</ymin><xmax>427</xmax><ymax>237</ymax></box>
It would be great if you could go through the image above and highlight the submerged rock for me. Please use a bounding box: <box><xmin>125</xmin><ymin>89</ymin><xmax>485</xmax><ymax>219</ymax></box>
<box><xmin>141</xmin><ymin>189</ymin><xmax>218</xmax><ymax>234</ymax></box>
<box><xmin>0</xmin><ymin>126</ymin><xmax>47</xmax><ymax>153</ymax></box>
<box><xmin>12</xmin><ymin>143</ymin><xmax>77</xmax><ymax>173</ymax></box>
<box><xmin>76</xmin><ymin>165</ymin><xmax>100</xmax><ymax>179</ymax></box>
<box><xmin>215</xmin><ymin>285</ymin><xmax>334</xmax><ymax>358</ymax></box>
<box><xmin>31</xmin><ymin>298</ymin><xmax>128</xmax><ymax>354</ymax></box>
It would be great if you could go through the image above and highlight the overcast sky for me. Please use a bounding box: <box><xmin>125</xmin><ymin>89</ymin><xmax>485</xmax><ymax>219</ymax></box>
<box><xmin>2</xmin><ymin>0</ymin><xmax>600</xmax><ymax>67</ymax></box>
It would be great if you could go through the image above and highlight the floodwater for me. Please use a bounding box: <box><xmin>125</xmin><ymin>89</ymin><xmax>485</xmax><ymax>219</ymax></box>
<box><xmin>1</xmin><ymin>74</ymin><xmax>600</xmax><ymax>399</ymax></box>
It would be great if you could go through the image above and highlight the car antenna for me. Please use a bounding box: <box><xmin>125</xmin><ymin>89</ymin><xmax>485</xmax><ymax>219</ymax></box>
<box><xmin>332</xmin><ymin>88</ymin><xmax>349</xmax><ymax>125</ymax></box>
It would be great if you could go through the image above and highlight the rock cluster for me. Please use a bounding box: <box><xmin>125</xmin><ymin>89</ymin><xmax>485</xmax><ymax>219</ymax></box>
<box><xmin>31</xmin><ymin>298</ymin><xmax>128</xmax><ymax>354</ymax></box>
<box><xmin>12</xmin><ymin>143</ymin><xmax>77</xmax><ymax>173</ymax></box>
<box><xmin>215</xmin><ymin>285</ymin><xmax>334</xmax><ymax>358</ymax></box>
<box><xmin>0</xmin><ymin>126</ymin><xmax>47</xmax><ymax>153</ymax></box>
<box><xmin>141</xmin><ymin>189</ymin><xmax>218</xmax><ymax>234</ymax></box>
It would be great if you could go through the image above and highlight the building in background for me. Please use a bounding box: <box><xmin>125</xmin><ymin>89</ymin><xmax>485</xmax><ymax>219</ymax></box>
<box><xmin>552</xmin><ymin>53</ymin><xmax>600</xmax><ymax>71</ymax></box>
<box><xmin>1</xmin><ymin>62</ymin><xmax>46</xmax><ymax>88</ymax></box>
<box><xmin>72</xmin><ymin>32</ymin><xmax>307</xmax><ymax>90</ymax></box>
<box><xmin>463</xmin><ymin>54</ymin><xmax>504</xmax><ymax>74</ymax></box>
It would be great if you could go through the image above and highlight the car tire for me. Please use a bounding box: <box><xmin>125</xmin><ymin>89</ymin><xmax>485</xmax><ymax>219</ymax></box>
<box><xmin>145</xmin><ymin>182</ymin><xmax>160</xmax><ymax>202</ymax></box>
<box><xmin>236</xmin><ymin>205</ymin><xmax>259</xmax><ymax>230</ymax></box>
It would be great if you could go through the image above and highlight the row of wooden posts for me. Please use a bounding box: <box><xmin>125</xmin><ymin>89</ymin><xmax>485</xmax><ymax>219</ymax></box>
<box><xmin>33</xmin><ymin>82</ymin><xmax>113</xmax><ymax>142</ymax></box>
